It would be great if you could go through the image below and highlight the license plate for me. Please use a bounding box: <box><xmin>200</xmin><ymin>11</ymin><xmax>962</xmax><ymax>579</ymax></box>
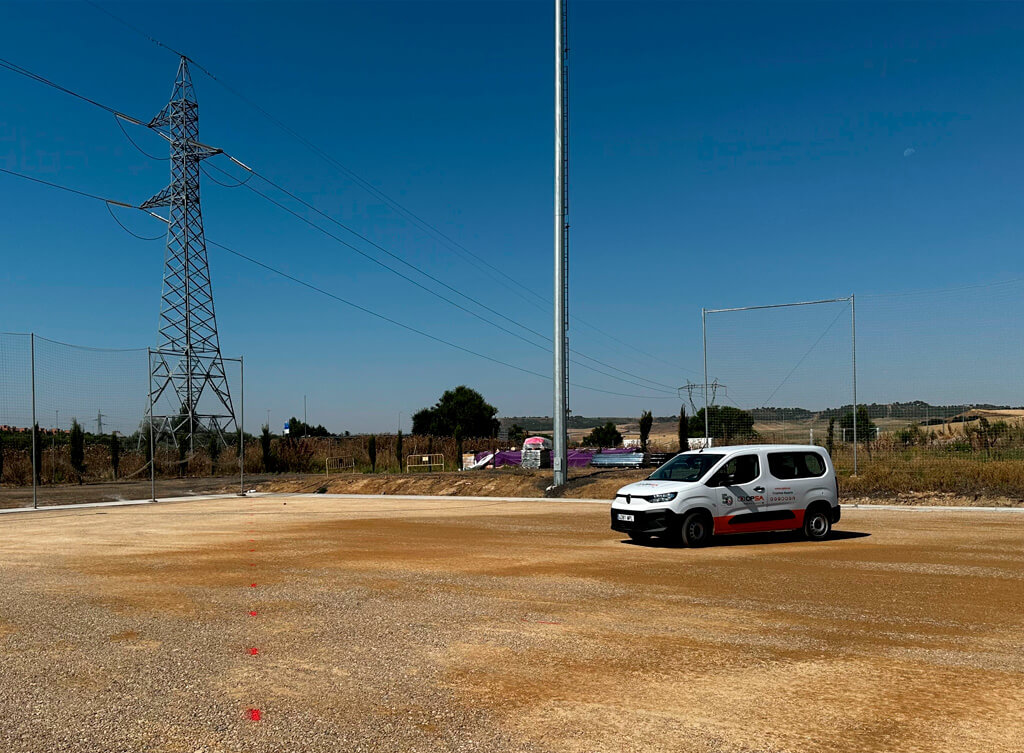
<box><xmin>617</xmin><ymin>513</ymin><xmax>634</xmax><ymax>522</ymax></box>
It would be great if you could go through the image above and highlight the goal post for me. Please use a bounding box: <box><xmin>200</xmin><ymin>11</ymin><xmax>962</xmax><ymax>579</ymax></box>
<box><xmin>702</xmin><ymin>295</ymin><xmax>859</xmax><ymax>473</ymax></box>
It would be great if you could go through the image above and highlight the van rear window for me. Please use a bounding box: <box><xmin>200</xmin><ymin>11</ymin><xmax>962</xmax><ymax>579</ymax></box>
<box><xmin>767</xmin><ymin>452</ymin><xmax>827</xmax><ymax>479</ymax></box>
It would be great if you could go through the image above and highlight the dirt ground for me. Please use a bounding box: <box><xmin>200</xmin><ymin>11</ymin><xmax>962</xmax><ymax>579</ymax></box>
<box><xmin>0</xmin><ymin>496</ymin><xmax>1022</xmax><ymax>752</ymax></box>
<box><xmin>0</xmin><ymin>473</ymin><xmax>283</xmax><ymax>510</ymax></box>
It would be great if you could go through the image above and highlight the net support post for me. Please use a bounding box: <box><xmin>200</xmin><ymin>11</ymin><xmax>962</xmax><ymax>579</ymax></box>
<box><xmin>30</xmin><ymin>333</ymin><xmax>37</xmax><ymax>509</ymax></box>
<box><xmin>851</xmin><ymin>294</ymin><xmax>858</xmax><ymax>475</ymax></box>
<box><xmin>148</xmin><ymin>348</ymin><xmax>156</xmax><ymax>503</ymax></box>
<box><xmin>239</xmin><ymin>355</ymin><xmax>246</xmax><ymax>496</ymax></box>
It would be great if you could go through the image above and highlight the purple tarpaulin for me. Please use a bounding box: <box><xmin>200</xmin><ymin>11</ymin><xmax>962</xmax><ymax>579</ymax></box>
<box><xmin>472</xmin><ymin>448</ymin><xmax>628</xmax><ymax>468</ymax></box>
<box><xmin>492</xmin><ymin>450</ymin><xmax>522</xmax><ymax>467</ymax></box>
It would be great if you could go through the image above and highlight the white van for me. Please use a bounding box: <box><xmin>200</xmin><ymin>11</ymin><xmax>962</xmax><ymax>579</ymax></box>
<box><xmin>610</xmin><ymin>444</ymin><xmax>840</xmax><ymax>547</ymax></box>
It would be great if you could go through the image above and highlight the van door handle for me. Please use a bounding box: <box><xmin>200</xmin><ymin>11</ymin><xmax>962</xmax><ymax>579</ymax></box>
<box><xmin>753</xmin><ymin>486</ymin><xmax>765</xmax><ymax>493</ymax></box>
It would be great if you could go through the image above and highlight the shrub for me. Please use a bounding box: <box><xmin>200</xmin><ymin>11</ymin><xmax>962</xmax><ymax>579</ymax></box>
<box><xmin>639</xmin><ymin>411</ymin><xmax>653</xmax><ymax>453</ymax></box>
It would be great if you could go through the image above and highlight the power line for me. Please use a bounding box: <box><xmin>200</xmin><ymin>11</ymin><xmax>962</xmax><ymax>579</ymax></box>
<box><xmin>205</xmin><ymin>159</ymin><xmax>679</xmax><ymax>393</ymax></box>
<box><xmin>0</xmin><ymin>53</ymin><xmax>675</xmax><ymax>400</ymax></box>
<box><xmin>78</xmin><ymin>5</ymin><xmax>696</xmax><ymax>375</ymax></box>
<box><xmin>0</xmin><ymin>164</ymin><xmax>674</xmax><ymax>400</ymax></box>
<box><xmin>0</xmin><ymin>56</ymin><xmax>144</xmax><ymax>124</ymax></box>
<box><xmin>1</xmin><ymin>48</ymin><xmax>693</xmax><ymax>383</ymax></box>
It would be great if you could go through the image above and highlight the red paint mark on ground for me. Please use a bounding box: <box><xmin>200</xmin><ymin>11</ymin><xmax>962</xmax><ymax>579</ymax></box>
<box><xmin>248</xmin><ymin>647</ymin><xmax>259</xmax><ymax>656</ymax></box>
<box><xmin>249</xmin><ymin>611</ymin><xmax>258</xmax><ymax>617</ymax></box>
<box><xmin>250</xmin><ymin>583</ymin><xmax>258</xmax><ymax>588</ymax></box>
<box><xmin>247</xmin><ymin>708</ymin><xmax>261</xmax><ymax>721</ymax></box>
<box><xmin>249</xmin><ymin>548</ymin><xmax>256</xmax><ymax>552</ymax></box>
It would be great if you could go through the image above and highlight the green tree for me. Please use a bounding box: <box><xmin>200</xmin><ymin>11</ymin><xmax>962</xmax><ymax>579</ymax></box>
<box><xmin>395</xmin><ymin>430</ymin><xmax>404</xmax><ymax>472</ymax></box>
<box><xmin>208</xmin><ymin>434</ymin><xmax>222</xmax><ymax>470</ymax></box>
<box><xmin>368</xmin><ymin>435</ymin><xmax>377</xmax><ymax>472</ymax></box>
<box><xmin>689</xmin><ymin>406</ymin><xmax>755</xmax><ymax>443</ymax></box>
<box><xmin>507</xmin><ymin>423</ymin><xmax>526</xmax><ymax>448</ymax></box>
<box><xmin>110</xmin><ymin>432</ymin><xmax>121</xmax><ymax>480</ymax></box>
<box><xmin>260</xmin><ymin>424</ymin><xmax>274</xmax><ymax>472</ymax></box>
<box><xmin>639</xmin><ymin>411</ymin><xmax>653</xmax><ymax>452</ymax></box>
<box><xmin>412</xmin><ymin>386</ymin><xmax>500</xmax><ymax>437</ymax></box>
<box><xmin>454</xmin><ymin>425</ymin><xmax>463</xmax><ymax>470</ymax></box>
<box><xmin>286</xmin><ymin>416</ymin><xmax>331</xmax><ymax>438</ymax></box>
<box><xmin>584</xmin><ymin>422</ymin><xmax>623</xmax><ymax>448</ymax></box>
<box><xmin>678</xmin><ymin>406</ymin><xmax>689</xmax><ymax>452</ymax></box>
<box><xmin>826</xmin><ymin>417</ymin><xmax>836</xmax><ymax>456</ymax></box>
<box><xmin>839</xmin><ymin>406</ymin><xmax>876</xmax><ymax>442</ymax></box>
<box><xmin>69</xmin><ymin>419</ymin><xmax>85</xmax><ymax>483</ymax></box>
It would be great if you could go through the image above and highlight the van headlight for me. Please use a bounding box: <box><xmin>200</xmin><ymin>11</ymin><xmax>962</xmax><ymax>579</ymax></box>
<box><xmin>649</xmin><ymin>492</ymin><xmax>677</xmax><ymax>503</ymax></box>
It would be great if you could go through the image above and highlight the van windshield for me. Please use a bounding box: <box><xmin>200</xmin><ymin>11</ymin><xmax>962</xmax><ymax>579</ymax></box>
<box><xmin>647</xmin><ymin>453</ymin><xmax>723</xmax><ymax>482</ymax></box>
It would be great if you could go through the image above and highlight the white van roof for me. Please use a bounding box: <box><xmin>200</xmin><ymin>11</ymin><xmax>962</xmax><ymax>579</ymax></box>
<box><xmin>684</xmin><ymin>444</ymin><xmax>824</xmax><ymax>454</ymax></box>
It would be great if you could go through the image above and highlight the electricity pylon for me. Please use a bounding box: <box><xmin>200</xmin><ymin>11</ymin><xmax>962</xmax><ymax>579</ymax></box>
<box><xmin>142</xmin><ymin>57</ymin><xmax>235</xmax><ymax>453</ymax></box>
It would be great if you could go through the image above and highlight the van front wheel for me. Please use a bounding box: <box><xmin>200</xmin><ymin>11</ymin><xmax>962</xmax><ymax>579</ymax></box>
<box><xmin>803</xmin><ymin>507</ymin><xmax>832</xmax><ymax>541</ymax></box>
<box><xmin>680</xmin><ymin>511</ymin><xmax>712</xmax><ymax>548</ymax></box>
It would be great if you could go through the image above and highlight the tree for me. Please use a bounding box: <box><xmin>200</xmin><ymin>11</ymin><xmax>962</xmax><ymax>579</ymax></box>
<box><xmin>286</xmin><ymin>416</ymin><xmax>331</xmax><ymax>438</ymax></box>
<box><xmin>110</xmin><ymin>433</ymin><xmax>121</xmax><ymax>480</ymax></box>
<box><xmin>839</xmin><ymin>406</ymin><xmax>876</xmax><ymax>442</ymax></box>
<box><xmin>208</xmin><ymin>434</ymin><xmax>221</xmax><ymax>470</ymax></box>
<box><xmin>412</xmin><ymin>386</ymin><xmax>500</xmax><ymax>437</ymax></box>
<box><xmin>395</xmin><ymin>430</ymin><xmax>404</xmax><ymax>472</ymax></box>
<box><xmin>639</xmin><ymin>411</ymin><xmax>653</xmax><ymax>453</ymax></box>
<box><xmin>260</xmin><ymin>424</ymin><xmax>274</xmax><ymax>472</ymax></box>
<box><xmin>69</xmin><ymin>419</ymin><xmax>85</xmax><ymax>483</ymax></box>
<box><xmin>507</xmin><ymin>423</ymin><xmax>526</xmax><ymax>448</ymax></box>
<box><xmin>678</xmin><ymin>406</ymin><xmax>689</xmax><ymax>452</ymax></box>
<box><xmin>584</xmin><ymin>422</ymin><xmax>622</xmax><ymax>448</ymax></box>
<box><xmin>826</xmin><ymin>417</ymin><xmax>836</xmax><ymax>456</ymax></box>
<box><xmin>454</xmin><ymin>425</ymin><xmax>463</xmax><ymax>470</ymax></box>
<box><xmin>689</xmin><ymin>406</ymin><xmax>755</xmax><ymax>443</ymax></box>
<box><xmin>367</xmin><ymin>435</ymin><xmax>377</xmax><ymax>472</ymax></box>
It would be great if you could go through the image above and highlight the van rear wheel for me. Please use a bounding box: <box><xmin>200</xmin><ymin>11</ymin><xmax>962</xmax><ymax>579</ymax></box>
<box><xmin>803</xmin><ymin>507</ymin><xmax>832</xmax><ymax>541</ymax></box>
<box><xmin>680</xmin><ymin>511</ymin><xmax>712</xmax><ymax>548</ymax></box>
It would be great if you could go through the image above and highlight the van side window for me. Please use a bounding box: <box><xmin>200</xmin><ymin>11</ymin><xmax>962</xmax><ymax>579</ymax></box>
<box><xmin>707</xmin><ymin>454</ymin><xmax>760</xmax><ymax>486</ymax></box>
<box><xmin>768</xmin><ymin>452</ymin><xmax>827</xmax><ymax>479</ymax></box>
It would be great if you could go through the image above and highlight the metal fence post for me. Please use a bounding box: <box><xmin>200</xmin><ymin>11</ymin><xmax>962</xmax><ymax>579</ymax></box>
<box><xmin>148</xmin><ymin>348</ymin><xmax>156</xmax><ymax>502</ymax></box>
<box><xmin>702</xmin><ymin>308</ymin><xmax>709</xmax><ymax>444</ymax></box>
<box><xmin>30</xmin><ymin>333</ymin><xmax>37</xmax><ymax>509</ymax></box>
<box><xmin>851</xmin><ymin>294</ymin><xmax>858</xmax><ymax>475</ymax></box>
<box><xmin>239</xmin><ymin>355</ymin><xmax>245</xmax><ymax>496</ymax></box>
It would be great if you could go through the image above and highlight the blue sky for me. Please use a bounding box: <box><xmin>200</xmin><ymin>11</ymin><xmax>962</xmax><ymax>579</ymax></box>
<box><xmin>2</xmin><ymin>0</ymin><xmax>1024</xmax><ymax>433</ymax></box>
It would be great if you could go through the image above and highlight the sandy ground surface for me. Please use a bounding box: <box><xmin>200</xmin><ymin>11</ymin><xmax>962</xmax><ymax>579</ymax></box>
<box><xmin>0</xmin><ymin>496</ymin><xmax>1022</xmax><ymax>752</ymax></box>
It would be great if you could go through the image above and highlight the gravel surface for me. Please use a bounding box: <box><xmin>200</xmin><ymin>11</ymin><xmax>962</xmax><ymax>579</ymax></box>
<box><xmin>0</xmin><ymin>497</ymin><xmax>1021</xmax><ymax>752</ymax></box>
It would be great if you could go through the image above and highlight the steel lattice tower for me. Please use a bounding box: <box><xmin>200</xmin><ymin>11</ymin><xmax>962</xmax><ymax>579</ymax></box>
<box><xmin>142</xmin><ymin>57</ymin><xmax>235</xmax><ymax>451</ymax></box>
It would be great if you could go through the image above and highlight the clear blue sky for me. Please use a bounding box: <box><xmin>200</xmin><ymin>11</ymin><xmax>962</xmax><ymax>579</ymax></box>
<box><xmin>2</xmin><ymin>1</ymin><xmax>1023</xmax><ymax>433</ymax></box>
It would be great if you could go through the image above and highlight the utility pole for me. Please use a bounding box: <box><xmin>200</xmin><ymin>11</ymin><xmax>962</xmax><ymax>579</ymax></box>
<box><xmin>303</xmin><ymin>394</ymin><xmax>307</xmax><ymax>437</ymax></box>
<box><xmin>552</xmin><ymin>0</ymin><xmax>570</xmax><ymax>487</ymax></box>
<box><xmin>144</xmin><ymin>57</ymin><xmax>236</xmax><ymax>455</ymax></box>
<box><xmin>95</xmin><ymin>410</ymin><xmax>106</xmax><ymax>436</ymax></box>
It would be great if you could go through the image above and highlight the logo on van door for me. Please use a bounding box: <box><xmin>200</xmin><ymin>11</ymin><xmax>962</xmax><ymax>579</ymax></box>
<box><xmin>769</xmin><ymin>487</ymin><xmax>796</xmax><ymax>503</ymax></box>
<box><xmin>721</xmin><ymin>493</ymin><xmax>734</xmax><ymax>506</ymax></box>
<box><xmin>736</xmin><ymin>495</ymin><xmax>765</xmax><ymax>503</ymax></box>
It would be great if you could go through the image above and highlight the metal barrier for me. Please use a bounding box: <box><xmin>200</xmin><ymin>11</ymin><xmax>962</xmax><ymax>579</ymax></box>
<box><xmin>325</xmin><ymin>456</ymin><xmax>355</xmax><ymax>475</ymax></box>
<box><xmin>407</xmin><ymin>453</ymin><xmax>444</xmax><ymax>472</ymax></box>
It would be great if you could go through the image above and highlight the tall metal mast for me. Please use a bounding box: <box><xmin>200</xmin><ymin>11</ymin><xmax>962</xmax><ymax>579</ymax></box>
<box><xmin>553</xmin><ymin>0</ymin><xmax>570</xmax><ymax>486</ymax></box>
<box><xmin>143</xmin><ymin>57</ymin><xmax>236</xmax><ymax>453</ymax></box>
